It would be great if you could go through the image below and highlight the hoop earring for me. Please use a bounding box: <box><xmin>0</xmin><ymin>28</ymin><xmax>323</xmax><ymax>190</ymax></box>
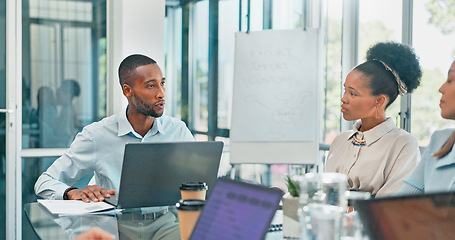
<box><xmin>375</xmin><ymin>106</ymin><xmax>379</xmax><ymax>119</ymax></box>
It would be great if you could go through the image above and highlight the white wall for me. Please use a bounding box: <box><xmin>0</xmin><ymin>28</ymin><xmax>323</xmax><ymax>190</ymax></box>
<box><xmin>107</xmin><ymin>0</ymin><xmax>165</xmax><ymax>115</ymax></box>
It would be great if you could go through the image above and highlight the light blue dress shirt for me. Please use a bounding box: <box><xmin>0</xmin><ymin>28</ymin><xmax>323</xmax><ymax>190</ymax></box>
<box><xmin>34</xmin><ymin>108</ymin><xmax>194</xmax><ymax>200</ymax></box>
<box><xmin>395</xmin><ymin>129</ymin><xmax>455</xmax><ymax>195</ymax></box>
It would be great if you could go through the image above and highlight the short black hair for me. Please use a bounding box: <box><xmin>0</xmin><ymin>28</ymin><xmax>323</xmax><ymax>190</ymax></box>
<box><xmin>118</xmin><ymin>54</ymin><xmax>157</xmax><ymax>86</ymax></box>
<box><xmin>60</xmin><ymin>79</ymin><xmax>80</xmax><ymax>98</ymax></box>
<box><xmin>354</xmin><ymin>42</ymin><xmax>422</xmax><ymax>108</ymax></box>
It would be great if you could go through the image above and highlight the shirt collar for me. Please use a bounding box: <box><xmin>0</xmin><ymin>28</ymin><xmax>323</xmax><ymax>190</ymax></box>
<box><xmin>146</xmin><ymin>117</ymin><xmax>166</xmax><ymax>137</ymax></box>
<box><xmin>435</xmin><ymin>133</ymin><xmax>455</xmax><ymax>168</ymax></box>
<box><xmin>345</xmin><ymin>118</ymin><xmax>395</xmax><ymax>146</ymax></box>
<box><xmin>118</xmin><ymin>107</ymin><xmax>134</xmax><ymax>137</ymax></box>
<box><xmin>117</xmin><ymin>106</ymin><xmax>166</xmax><ymax>137</ymax></box>
<box><xmin>435</xmin><ymin>150</ymin><xmax>455</xmax><ymax>168</ymax></box>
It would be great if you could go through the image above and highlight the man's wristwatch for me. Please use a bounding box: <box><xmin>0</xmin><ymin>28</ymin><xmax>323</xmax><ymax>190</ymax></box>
<box><xmin>63</xmin><ymin>187</ymin><xmax>78</xmax><ymax>200</ymax></box>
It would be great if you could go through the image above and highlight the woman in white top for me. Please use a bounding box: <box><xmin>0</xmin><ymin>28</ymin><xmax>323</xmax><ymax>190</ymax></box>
<box><xmin>325</xmin><ymin>42</ymin><xmax>422</xmax><ymax>197</ymax></box>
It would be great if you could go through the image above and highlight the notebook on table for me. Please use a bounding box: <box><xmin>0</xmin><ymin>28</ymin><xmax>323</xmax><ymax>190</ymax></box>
<box><xmin>105</xmin><ymin>141</ymin><xmax>224</xmax><ymax>209</ymax></box>
<box><xmin>189</xmin><ymin>177</ymin><xmax>283</xmax><ymax>240</ymax></box>
<box><xmin>353</xmin><ymin>191</ymin><xmax>455</xmax><ymax>240</ymax></box>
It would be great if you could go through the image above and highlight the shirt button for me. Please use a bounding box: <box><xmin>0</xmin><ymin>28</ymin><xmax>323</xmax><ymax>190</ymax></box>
<box><xmin>353</xmin><ymin>154</ymin><xmax>357</xmax><ymax>157</ymax></box>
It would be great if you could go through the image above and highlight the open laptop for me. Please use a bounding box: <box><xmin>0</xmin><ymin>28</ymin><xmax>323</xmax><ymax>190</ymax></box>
<box><xmin>106</xmin><ymin>141</ymin><xmax>223</xmax><ymax>209</ymax></box>
<box><xmin>189</xmin><ymin>177</ymin><xmax>283</xmax><ymax>240</ymax></box>
<box><xmin>354</xmin><ymin>191</ymin><xmax>455</xmax><ymax>240</ymax></box>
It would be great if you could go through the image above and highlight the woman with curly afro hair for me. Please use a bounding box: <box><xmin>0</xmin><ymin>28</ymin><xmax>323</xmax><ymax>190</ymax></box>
<box><xmin>325</xmin><ymin>42</ymin><xmax>423</xmax><ymax>197</ymax></box>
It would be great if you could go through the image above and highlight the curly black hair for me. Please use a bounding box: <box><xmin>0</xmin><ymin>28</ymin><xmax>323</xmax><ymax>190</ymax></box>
<box><xmin>354</xmin><ymin>42</ymin><xmax>422</xmax><ymax>108</ymax></box>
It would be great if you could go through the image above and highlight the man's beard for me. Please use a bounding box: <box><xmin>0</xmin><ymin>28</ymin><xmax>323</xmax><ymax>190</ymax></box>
<box><xmin>132</xmin><ymin>92</ymin><xmax>163</xmax><ymax>118</ymax></box>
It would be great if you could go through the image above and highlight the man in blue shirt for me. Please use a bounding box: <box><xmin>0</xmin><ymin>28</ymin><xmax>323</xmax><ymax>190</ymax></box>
<box><xmin>34</xmin><ymin>54</ymin><xmax>194</xmax><ymax>202</ymax></box>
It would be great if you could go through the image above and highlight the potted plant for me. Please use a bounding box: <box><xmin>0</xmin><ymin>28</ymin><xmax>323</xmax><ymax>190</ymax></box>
<box><xmin>282</xmin><ymin>175</ymin><xmax>301</xmax><ymax>238</ymax></box>
<box><xmin>286</xmin><ymin>175</ymin><xmax>300</xmax><ymax>198</ymax></box>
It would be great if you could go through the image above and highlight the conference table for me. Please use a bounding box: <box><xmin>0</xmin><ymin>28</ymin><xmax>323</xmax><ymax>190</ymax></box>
<box><xmin>24</xmin><ymin>202</ymin><xmax>285</xmax><ymax>240</ymax></box>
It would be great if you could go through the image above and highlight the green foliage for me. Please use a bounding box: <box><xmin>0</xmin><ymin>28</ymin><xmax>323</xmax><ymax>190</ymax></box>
<box><xmin>412</xmin><ymin>68</ymin><xmax>453</xmax><ymax>145</ymax></box>
<box><xmin>286</xmin><ymin>176</ymin><xmax>300</xmax><ymax>198</ymax></box>
<box><xmin>323</xmin><ymin>18</ymin><xmax>343</xmax><ymax>140</ymax></box>
<box><xmin>358</xmin><ymin>21</ymin><xmax>394</xmax><ymax>60</ymax></box>
<box><xmin>425</xmin><ymin>0</ymin><xmax>455</xmax><ymax>35</ymax></box>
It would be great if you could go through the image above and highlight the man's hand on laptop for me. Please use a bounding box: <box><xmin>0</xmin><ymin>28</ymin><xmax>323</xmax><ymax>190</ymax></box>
<box><xmin>67</xmin><ymin>185</ymin><xmax>116</xmax><ymax>203</ymax></box>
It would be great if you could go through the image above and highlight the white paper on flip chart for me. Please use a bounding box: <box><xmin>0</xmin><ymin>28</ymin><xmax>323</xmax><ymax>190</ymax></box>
<box><xmin>229</xmin><ymin>29</ymin><xmax>321</xmax><ymax>164</ymax></box>
<box><xmin>231</xmin><ymin>29</ymin><xmax>319</xmax><ymax>142</ymax></box>
<box><xmin>37</xmin><ymin>199</ymin><xmax>116</xmax><ymax>216</ymax></box>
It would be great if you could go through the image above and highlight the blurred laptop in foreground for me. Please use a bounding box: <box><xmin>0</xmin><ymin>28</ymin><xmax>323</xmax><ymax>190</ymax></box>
<box><xmin>354</xmin><ymin>191</ymin><xmax>455</xmax><ymax>240</ymax></box>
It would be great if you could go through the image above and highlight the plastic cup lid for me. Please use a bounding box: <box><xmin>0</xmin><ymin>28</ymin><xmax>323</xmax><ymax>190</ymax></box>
<box><xmin>175</xmin><ymin>199</ymin><xmax>206</xmax><ymax>210</ymax></box>
<box><xmin>180</xmin><ymin>182</ymin><xmax>208</xmax><ymax>191</ymax></box>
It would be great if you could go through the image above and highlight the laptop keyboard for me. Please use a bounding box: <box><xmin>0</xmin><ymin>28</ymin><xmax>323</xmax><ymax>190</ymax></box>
<box><xmin>268</xmin><ymin>223</ymin><xmax>283</xmax><ymax>232</ymax></box>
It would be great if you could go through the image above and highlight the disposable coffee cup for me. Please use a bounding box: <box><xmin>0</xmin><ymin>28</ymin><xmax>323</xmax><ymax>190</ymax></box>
<box><xmin>176</xmin><ymin>199</ymin><xmax>205</xmax><ymax>240</ymax></box>
<box><xmin>180</xmin><ymin>182</ymin><xmax>208</xmax><ymax>200</ymax></box>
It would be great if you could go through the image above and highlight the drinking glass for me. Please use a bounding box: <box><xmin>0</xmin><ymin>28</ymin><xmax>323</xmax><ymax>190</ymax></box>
<box><xmin>299</xmin><ymin>172</ymin><xmax>348</xmax><ymax>240</ymax></box>
<box><xmin>342</xmin><ymin>191</ymin><xmax>371</xmax><ymax>239</ymax></box>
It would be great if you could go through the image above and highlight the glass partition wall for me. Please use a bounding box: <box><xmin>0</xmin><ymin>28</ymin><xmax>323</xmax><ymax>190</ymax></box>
<box><xmin>21</xmin><ymin>0</ymin><xmax>107</xmax><ymax>239</ymax></box>
<box><xmin>1</xmin><ymin>2</ymin><xmax>6</xmax><ymax>239</ymax></box>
